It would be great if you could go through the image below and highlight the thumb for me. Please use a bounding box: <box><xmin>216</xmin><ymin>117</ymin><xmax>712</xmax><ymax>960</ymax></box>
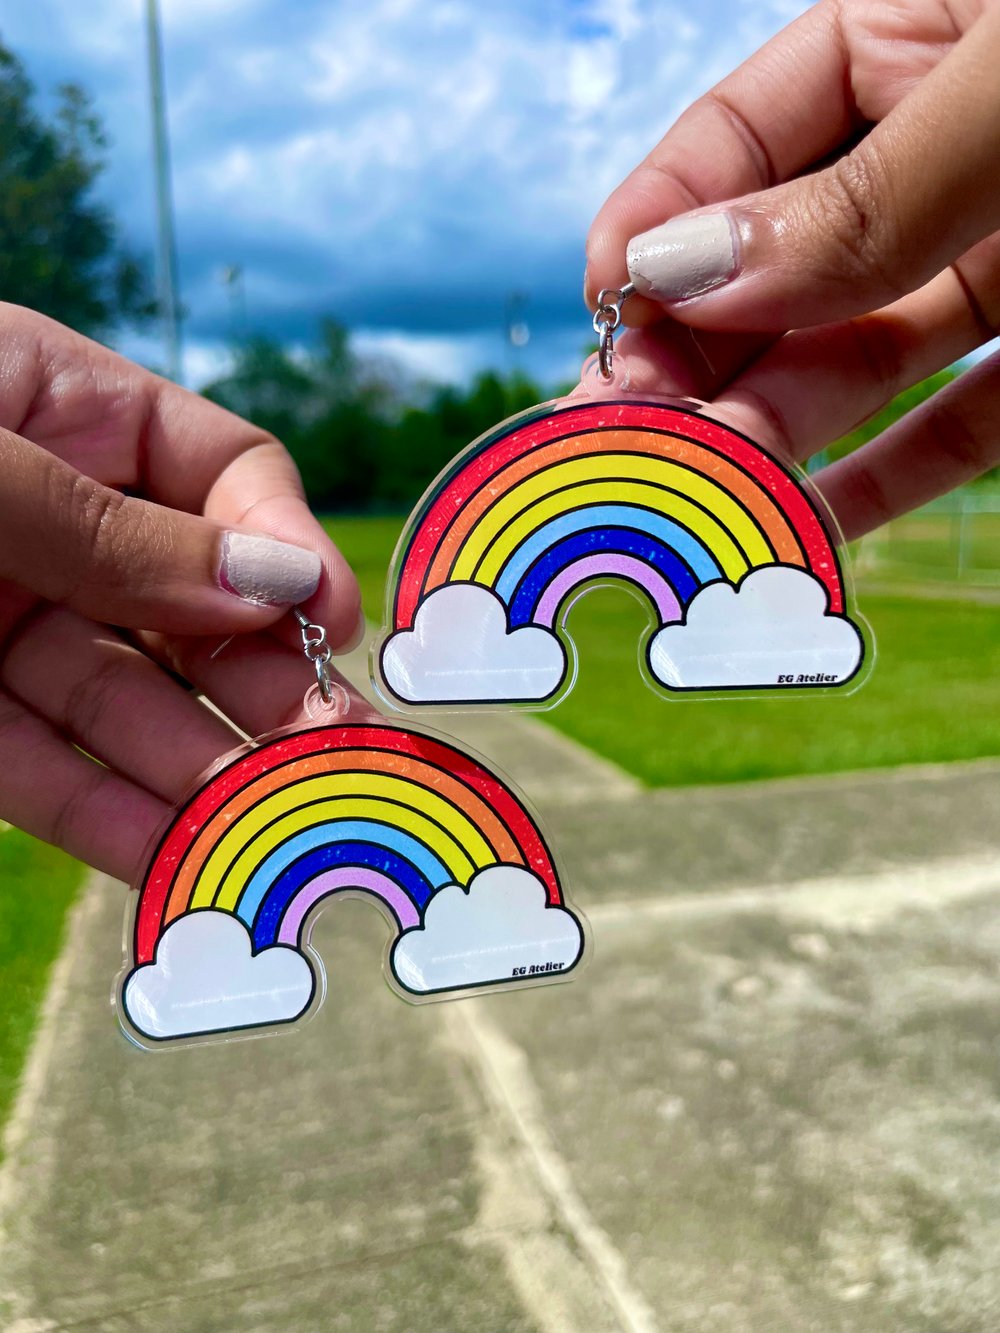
<box><xmin>0</xmin><ymin>429</ymin><xmax>321</xmax><ymax>633</ymax></box>
<box><xmin>625</xmin><ymin>5</ymin><xmax>1000</xmax><ymax>332</ymax></box>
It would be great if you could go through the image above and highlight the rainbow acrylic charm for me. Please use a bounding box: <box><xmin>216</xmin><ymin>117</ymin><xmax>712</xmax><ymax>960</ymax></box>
<box><xmin>117</xmin><ymin>720</ymin><xmax>584</xmax><ymax>1048</ymax></box>
<box><xmin>374</xmin><ymin>397</ymin><xmax>869</xmax><ymax>708</ymax></box>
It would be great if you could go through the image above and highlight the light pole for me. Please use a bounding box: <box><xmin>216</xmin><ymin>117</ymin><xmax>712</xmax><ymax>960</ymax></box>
<box><xmin>144</xmin><ymin>0</ymin><xmax>183</xmax><ymax>382</ymax></box>
<box><xmin>221</xmin><ymin>264</ymin><xmax>248</xmax><ymax>343</ymax></box>
<box><xmin>504</xmin><ymin>290</ymin><xmax>530</xmax><ymax>363</ymax></box>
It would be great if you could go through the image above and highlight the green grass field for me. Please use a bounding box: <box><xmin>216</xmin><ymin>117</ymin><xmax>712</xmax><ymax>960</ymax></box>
<box><xmin>859</xmin><ymin>510</ymin><xmax>1000</xmax><ymax>586</ymax></box>
<box><xmin>0</xmin><ymin>831</ymin><xmax>85</xmax><ymax>1149</ymax></box>
<box><xmin>327</xmin><ymin>513</ymin><xmax>1000</xmax><ymax>786</ymax></box>
<box><xmin>3</xmin><ymin>508</ymin><xmax>998</xmax><ymax>1148</ymax></box>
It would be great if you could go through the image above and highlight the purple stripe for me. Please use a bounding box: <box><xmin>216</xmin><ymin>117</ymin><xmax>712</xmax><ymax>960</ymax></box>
<box><xmin>533</xmin><ymin>554</ymin><xmax>683</xmax><ymax>628</ymax></box>
<box><xmin>277</xmin><ymin>867</ymin><xmax>421</xmax><ymax>944</ymax></box>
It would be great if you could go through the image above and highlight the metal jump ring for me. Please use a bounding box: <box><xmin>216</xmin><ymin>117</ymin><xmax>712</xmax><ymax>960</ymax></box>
<box><xmin>591</xmin><ymin>283</ymin><xmax>634</xmax><ymax>381</ymax></box>
<box><xmin>596</xmin><ymin>320</ymin><xmax>615</xmax><ymax>379</ymax></box>
<box><xmin>293</xmin><ymin>608</ymin><xmax>335</xmax><ymax>704</ymax></box>
<box><xmin>311</xmin><ymin>652</ymin><xmax>335</xmax><ymax>703</ymax></box>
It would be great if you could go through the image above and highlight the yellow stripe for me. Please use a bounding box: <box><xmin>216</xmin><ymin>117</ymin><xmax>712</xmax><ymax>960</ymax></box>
<box><xmin>194</xmin><ymin>773</ymin><xmax>492</xmax><ymax>909</ymax></box>
<box><xmin>206</xmin><ymin>795</ymin><xmax>480</xmax><ymax>911</ymax></box>
<box><xmin>455</xmin><ymin>459</ymin><xmax>770</xmax><ymax>585</ymax></box>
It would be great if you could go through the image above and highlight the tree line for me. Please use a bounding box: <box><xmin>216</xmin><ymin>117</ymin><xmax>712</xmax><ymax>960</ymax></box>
<box><xmin>0</xmin><ymin>34</ymin><xmax>976</xmax><ymax>515</ymax></box>
<box><xmin>201</xmin><ymin>323</ymin><xmax>553</xmax><ymax>512</ymax></box>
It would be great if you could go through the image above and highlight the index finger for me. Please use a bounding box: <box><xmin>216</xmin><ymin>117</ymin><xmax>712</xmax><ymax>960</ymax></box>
<box><xmin>141</xmin><ymin>371</ymin><xmax>364</xmax><ymax>650</ymax></box>
<box><xmin>586</xmin><ymin>0</ymin><xmax>855</xmax><ymax>315</ymax></box>
<box><xmin>2</xmin><ymin>304</ymin><xmax>363</xmax><ymax>649</ymax></box>
<box><xmin>202</xmin><ymin>441</ymin><xmax>363</xmax><ymax>652</ymax></box>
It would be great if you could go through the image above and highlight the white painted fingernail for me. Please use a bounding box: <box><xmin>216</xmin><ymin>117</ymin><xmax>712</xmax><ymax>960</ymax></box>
<box><xmin>626</xmin><ymin>212</ymin><xmax>737</xmax><ymax>302</ymax></box>
<box><xmin>219</xmin><ymin>533</ymin><xmax>321</xmax><ymax>606</ymax></box>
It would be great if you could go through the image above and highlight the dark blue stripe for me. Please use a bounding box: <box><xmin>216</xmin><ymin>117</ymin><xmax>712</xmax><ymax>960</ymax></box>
<box><xmin>508</xmin><ymin>528</ymin><xmax>700</xmax><ymax>627</ymax></box>
<box><xmin>253</xmin><ymin>842</ymin><xmax>436</xmax><ymax>949</ymax></box>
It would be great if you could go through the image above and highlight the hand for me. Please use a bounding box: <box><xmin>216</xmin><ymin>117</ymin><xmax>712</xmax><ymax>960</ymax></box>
<box><xmin>0</xmin><ymin>303</ymin><xmax>368</xmax><ymax>881</ymax></box>
<box><xmin>586</xmin><ymin>0</ymin><xmax>1000</xmax><ymax>539</ymax></box>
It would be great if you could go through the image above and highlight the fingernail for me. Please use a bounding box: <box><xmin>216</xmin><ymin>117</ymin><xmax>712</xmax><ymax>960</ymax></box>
<box><xmin>219</xmin><ymin>533</ymin><xmax>321</xmax><ymax>606</ymax></box>
<box><xmin>626</xmin><ymin>212</ymin><xmax>737</xmax><ymax>302</ymax></box>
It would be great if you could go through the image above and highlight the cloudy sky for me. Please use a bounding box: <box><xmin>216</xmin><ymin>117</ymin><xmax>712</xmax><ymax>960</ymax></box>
<box><xmin>6</xmin><ymin>0</ymin><xmax>808</xmax><ymax>387</ymax></box>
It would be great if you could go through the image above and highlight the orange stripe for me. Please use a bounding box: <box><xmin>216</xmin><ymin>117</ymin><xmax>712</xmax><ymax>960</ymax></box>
<box><xmin>425</xmin><ymin>428</ymin><xmax>804</xmax><ymax>592</ymax></box>
<box><xmin>163</xmin><ymin>748</ymin><xmax>523</xmax><ymax>925</ymax></box>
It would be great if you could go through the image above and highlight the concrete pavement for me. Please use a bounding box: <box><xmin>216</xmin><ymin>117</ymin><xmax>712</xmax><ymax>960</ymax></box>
<box><xmin>4</xmin><ymin>695</ymin><xmax>1000</xmax><ymax>1330</ymax></box>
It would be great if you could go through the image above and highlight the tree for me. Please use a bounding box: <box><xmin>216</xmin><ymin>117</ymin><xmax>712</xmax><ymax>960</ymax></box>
<box><xmin>374</xmin><ymin>370</ymin><xmax>543</xmax><ymax>506</ymax></box>
<box><xmin>0</xmin><ymin>41</ymin><xmax>153</xmax><ymax>333</ymax></box>
<box><xmin>202</xmin><ymin>321</ymin><xmax>392</xmax><ymax>509</ymax></box>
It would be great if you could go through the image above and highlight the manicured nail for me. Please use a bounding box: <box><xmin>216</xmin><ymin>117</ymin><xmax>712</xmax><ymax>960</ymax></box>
<box><xmin>219</xmin><ymin>533</ymin><xmax>321</xmax><ymax>606</ymax></box>
<box><xmin>626</xmin><ymin>212</ymin><xmax>737</xmax><ymax>302</ymax></box>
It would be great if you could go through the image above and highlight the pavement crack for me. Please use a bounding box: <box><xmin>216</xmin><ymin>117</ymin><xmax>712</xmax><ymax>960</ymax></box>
<box><xmin>444</xmin><ymin>1002</ymin><xmax>661</xmax><ymax>1333</ymax></box>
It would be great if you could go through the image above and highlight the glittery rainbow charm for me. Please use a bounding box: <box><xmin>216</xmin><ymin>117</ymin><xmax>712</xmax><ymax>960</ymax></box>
<box><xmin>375</xmin><ymin>398</ymin><xmax>867</xmax><ymax>706</ymax></box>
<box><xmin>118</xmin><ymin>722</ymin><xmax>583</xmax><ymax>1046</ymax></box>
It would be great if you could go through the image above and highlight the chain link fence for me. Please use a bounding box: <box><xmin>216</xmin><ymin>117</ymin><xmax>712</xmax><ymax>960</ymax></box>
<box><xmin>854</xmin><ymin>492</ymin><xmax>1000</xmax><ymax>586</ymax></box>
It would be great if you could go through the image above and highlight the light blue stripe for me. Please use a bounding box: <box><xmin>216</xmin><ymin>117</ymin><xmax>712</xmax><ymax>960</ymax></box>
<box><xmin>493</xmin><ymin>504</ymin><xmax>720</xmax><ymax>604</ymax></box>
<box><xmin>235</xmin><ymin>820</ymin><xmax>452</xmax><ymax>925</ymax></box>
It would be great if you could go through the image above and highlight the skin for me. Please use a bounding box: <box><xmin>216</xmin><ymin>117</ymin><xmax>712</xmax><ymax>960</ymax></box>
<box><xmin>5</xmin><ymin>1</ymin><xmax>998</xmax><ymax>878</ymax></box>
<box><xmin>0</xmin><ymin>304</ymin><xmax>373</xmax><ymax>882</ymax></box>
<box><xmin>585</xmin><ymin>0</ymin><xmax>1000</xmax><ymax>539</ymax></box>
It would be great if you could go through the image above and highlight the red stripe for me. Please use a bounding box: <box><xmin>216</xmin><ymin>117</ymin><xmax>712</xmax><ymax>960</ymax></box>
<box><xmin>394</xmin><ymin>400</ymin><xmax>843</xmax><ymax>621</ymax></box>
<box><xmin>134</xmin><ymin>724</ymin><xmax>560</xmax><ymax>962</ymax></box>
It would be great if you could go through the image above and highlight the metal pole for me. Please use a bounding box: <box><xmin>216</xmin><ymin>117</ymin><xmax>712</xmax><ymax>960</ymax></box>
<box><xmin>221</xmin><ymin>265</ymin><xmax>248</xmax><ymax>343</ymax></box>
<box><xmin>145</xmin><ymin>0</ymin><xmax>183</xmax><ymax>382</ymax></box>
<box><xmin>957</xmin><ymin>494</ymin><xmax>971</xmax><ymax>579</ymax></box>
<box><xmin>504</xmin><ymin>290</ymin><xmax>530</xmax><ymax>368</ymax></box>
